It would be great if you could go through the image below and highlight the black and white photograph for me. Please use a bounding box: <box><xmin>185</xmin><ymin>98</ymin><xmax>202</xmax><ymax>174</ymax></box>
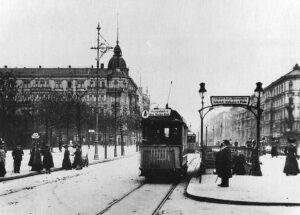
<box><xmin>1</xmin><ymin>0</ymin><xmax>300</xmax><ymax>214</ymax></box>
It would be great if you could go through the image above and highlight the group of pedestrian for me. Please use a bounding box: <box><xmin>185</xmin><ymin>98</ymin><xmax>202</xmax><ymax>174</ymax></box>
<box><xmin>0</xmin><ymin>135</ymin><xmax>88</xmax><ymax>178</ymax></box>
<box><xmin>28</xmin><ymin>142</ymin><xmax>54</xmax><ymax>174</ymax></box>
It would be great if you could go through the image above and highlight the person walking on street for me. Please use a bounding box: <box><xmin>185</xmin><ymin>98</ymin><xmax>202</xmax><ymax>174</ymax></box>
<box><xmin>12</xmin><ymin>145</ymin><xmax>24</xmax><ymax>173</ymax></box>
<box><xmin>43</xmin><ymin>146</ymin><xmax>54</xmax><ymax>174</ymax></box>
<box><xmin>62</xmin><ymin>145</ymin><xmax>72</xmax><ymax>170</ymax></box>
<box><xmin>0</xmin><ymin>142</ymin><xmax>6</xmax><ymax>177</ymax></box>
<box><xmin>271</xmin><ymin>138</ymin><xmax>278</xmax><ymax>158</ymax></box>
<box><xmin>58</xmin><ymin>140</ymin><xmax>63</xmax><ymax>152</ymax></box>
<box><xmin>216</xmin><ymin>140</ymin><xmax>232</xmax><ymax>187</ymax></box>
<box><xmin>29</xmin><ymin>142</ymin><xmax>43</xmax><ymax>172</ymax></box>
<box><xmin>72</xmin><ymin>145</ymin><xmax>83</xmax><ymax>170</ymax></box>
<box><xmin>283</xmin><ymin>138</ymin><xmax>299</xmax><ymax>176</ymax></box>
<box><xmin>232</xmin><ymin>149</ymin><xmax>246</xmax><ymax>175</ymax></box>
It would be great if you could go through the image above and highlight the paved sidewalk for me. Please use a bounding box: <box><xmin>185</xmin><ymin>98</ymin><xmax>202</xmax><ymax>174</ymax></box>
<box><xmin>0</xmin><ymin>145</ymin><xmax>138</xmax><ymax>182</ymax></box>
<box><xmin>187</xmin><ymin>154</ymin><xmax>300</xmax><ymax>206</ymax></box>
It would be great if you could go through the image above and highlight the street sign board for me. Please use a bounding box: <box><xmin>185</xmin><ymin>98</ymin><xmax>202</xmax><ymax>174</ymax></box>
<box><xmin>88</xmin><ymin>129</ymin><xmax>95</xmax><ymax>133</ymax></box>
<box><xmin>149</xmin><ymin>109</ymin><xmax>171</xmax><ymax>116</ymax></box>
<box><xmin>211</xmin><ymin>96</ymin><xmax>250</xmax><ymax>106</ymax></box>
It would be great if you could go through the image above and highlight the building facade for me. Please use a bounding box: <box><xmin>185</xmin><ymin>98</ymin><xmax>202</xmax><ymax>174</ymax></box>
<box><xmin>0</xmin><ymin>40</ymin><xmax>150</xmax><ymax>148</ymax></box>
<box><xmin>223</xmin><ymin>64</ymin><xmax>300</xmax><ymax>146</ymax></box>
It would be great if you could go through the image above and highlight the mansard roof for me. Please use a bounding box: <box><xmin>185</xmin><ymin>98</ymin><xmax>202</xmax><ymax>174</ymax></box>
<box><xmin>264</xmin><ymin>63</ymin><xmax>300</xmax><ymax>91</ymax></box>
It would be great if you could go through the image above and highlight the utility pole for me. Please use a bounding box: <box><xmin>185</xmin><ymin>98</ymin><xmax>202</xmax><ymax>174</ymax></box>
<box><xmin>91</xmin><ymin>22</ymin><xmax>112</xmax><ymax>160</ymax></box>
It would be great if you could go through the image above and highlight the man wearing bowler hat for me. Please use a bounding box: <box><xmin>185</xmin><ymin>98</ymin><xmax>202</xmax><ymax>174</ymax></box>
<box><xmin>216</xmin><ymin>139</ymin><xmax>232</xmax><ymax>187</ymax></box>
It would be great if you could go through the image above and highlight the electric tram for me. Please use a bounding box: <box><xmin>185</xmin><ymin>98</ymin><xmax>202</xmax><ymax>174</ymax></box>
<box><xmin>187</xmin><ymin>132</ymin><xmax>197</xmax><ymax>153</ymax></box>
<box><xmin>140</xmin><ymin>107</ymin><xmax>188</xmax><ymax>177</ymax></box>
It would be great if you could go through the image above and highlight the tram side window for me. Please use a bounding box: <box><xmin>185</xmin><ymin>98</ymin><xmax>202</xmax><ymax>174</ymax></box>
<box><xmin>164</xmin><ymin>128</ymin><xmax>169</xmax><ymax>138</ymax></box>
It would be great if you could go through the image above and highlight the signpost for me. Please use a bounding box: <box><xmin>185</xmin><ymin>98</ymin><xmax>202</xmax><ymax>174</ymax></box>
<box><xmin>211</xmin><ymin>96</ymin><xmax>250</xmax><ymax>106</ymax></box>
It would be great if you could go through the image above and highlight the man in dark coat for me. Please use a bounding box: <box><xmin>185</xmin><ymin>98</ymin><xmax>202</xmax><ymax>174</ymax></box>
<box><xmin>12</xmin><ymin>145</ymin><xmax>24</xmax><ymax>173</ymax></box>
<box><xmin>216</xmin><ymin>140</ymin><xmax>232</xmax><ymax>187</ymax></box>
<box><xmin>43</xmin><ymin>146</ymin><xmax>54</xmax><ymax>174</ymax></box>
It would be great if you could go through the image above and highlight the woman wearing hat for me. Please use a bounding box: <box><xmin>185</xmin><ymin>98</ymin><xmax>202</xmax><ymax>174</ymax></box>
<box><xmin>283</xmin><ymin>138</ymin><xmax>299</xmax><ymax>176</ymax></box>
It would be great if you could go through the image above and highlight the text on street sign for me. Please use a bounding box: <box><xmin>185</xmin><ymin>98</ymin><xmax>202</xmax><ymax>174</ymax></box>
<box><xmin>211</xmin><ymin>96</ymin><xmax>250</xmax><ymax>106</ymax></box>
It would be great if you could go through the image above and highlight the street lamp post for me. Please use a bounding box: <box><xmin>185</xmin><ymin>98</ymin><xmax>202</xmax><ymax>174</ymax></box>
<box><xmin>91</xmin><ymin>23</ymin><xmax>113</xmax><ymax>160</ymax></box>
<box><xmin>205</xmin><ymin>125</ymin><xmax>208</xmax><ymax>147</ymax></box>
<box><xmin>198</xmin><ymin>82</ymin><xmax>207</xmax><ymax>173</ymax></box>
<box><xmin>91</xmin><ymin>24</ymin><xmax>101</xmax><ymax>160</ymax></box>
<box><xmin>252</xmin><ymin>82</ymin><xmax>263</xmax><ymax>176</ymax></box>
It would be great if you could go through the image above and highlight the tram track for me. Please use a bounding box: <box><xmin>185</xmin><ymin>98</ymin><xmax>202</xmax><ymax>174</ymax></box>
<box><xmin>96</xmin><ymin>182</ymin><xmax>146</xmax><ymax>215</ymax></box>
<box><xmin>151</xmin><ymin>181</ymin><xmax>180</xmax><ymax>215</ymax></box>
<box><xmin>96</xmin><ymin>156</ymin><xmax>200</xmax><ymax>215</ymax></box>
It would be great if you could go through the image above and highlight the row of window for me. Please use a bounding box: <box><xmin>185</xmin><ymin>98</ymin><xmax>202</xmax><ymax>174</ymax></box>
<box><xmin>18</xmin><ymin>79</ymin><xmax>131</xmax><ymax>90</ymax></box>
<box><xmin>265</xmin><ymin>81</ymin><xmax>293</xmax><ymax>99</ymax></box>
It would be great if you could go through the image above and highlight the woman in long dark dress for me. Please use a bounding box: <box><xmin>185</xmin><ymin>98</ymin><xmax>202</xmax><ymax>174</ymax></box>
<box><xmin>31</xmin><ymin>144</ymin><xmax>43</xmax><ymax>172</ymax></box>
<box><xmin>271</xmin><ymin>140</ymin><xmax>278</xmax><ymax>158</ymax></box>
<box><xmin>62</xmin><ymin>145</ymin><xmax>72</xmax><ymax>170</ymax></box>
<box><xmin>72</xmin><ymin>145</ymin><xmax>83</xmax><ymax>170</ymax></box>
<box><xmin>43</xmin><ymin>146</ymin><xmax>54</xmax><ymax>174</ymax></box>
<box><xmin>28</xmin><ymin>143</ymin><xmax>36</xmax><ymax>168</ymax></box>
<box><xmin>232</xmin><ymin>150</ymin><xmax>246</xmax><ymax>175</ymax></box>
<box><xmin>283</xmin><ymin>138</ymin><xmax>299</xmax><ymax>176</ymax></box>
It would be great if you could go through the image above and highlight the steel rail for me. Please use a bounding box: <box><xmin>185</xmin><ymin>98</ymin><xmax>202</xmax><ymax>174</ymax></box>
<box><xmin>96</xmin><ymin>183</ymin><xmax>146</xmax><ymax>215</ymax></box>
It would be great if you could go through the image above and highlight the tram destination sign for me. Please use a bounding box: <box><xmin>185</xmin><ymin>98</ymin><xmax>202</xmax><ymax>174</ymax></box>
<box><xmin>149</xmin><ymin>109</ymin><xmax>171</xmax><ymax>116</ymax></box>
<box><xmin>211</xmin><ymin>96</ymin><xmax>250</xmax><ymax>106</ymax></box>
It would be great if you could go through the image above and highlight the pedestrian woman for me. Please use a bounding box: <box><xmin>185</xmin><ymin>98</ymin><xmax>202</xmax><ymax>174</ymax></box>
<box><xmin>12</xmin><ymin>145</ymin><xmax>24</xmax><ymax>173</ymax></box>
<box><xmin>43</xmin><ymin>146</ymin><xmax>54</xmax><ymax>174</ymax></box>
<box><xmin>62</xmin><ymin>145</ymin><xmax>72</xmax><ymax>170</ymax></box>
<box><xmin>72</xmin><ymin>145</ymin><xmax>83</xmax><ymax>170</ymax></box>
<box><xmin>31</xmin><ymin>142</ymin><xmax>43</xmax><ymax>172</ymax></box>
<box><xmin>283</xmin><ymin>138</ymin><xmax>299</xmax><ymax>176</ymax></box>
<box><xmin>271</xmin><ymin>138</ymin><xmax>278</xmax><ymax>158</ymax></box>
<box><xmin>216</xmin><ymin>140</ymin><xmax>232</xmax><ymax>187</ymax></box>
<box><xmin>0</xmin><ymin>142</ymin><xmax>7</xmax><ymax>177</ymax></box>
<box><xmin>232</xmin><ymin>150</ymin><xmax>246</xmax><ymax>175</ymax></box>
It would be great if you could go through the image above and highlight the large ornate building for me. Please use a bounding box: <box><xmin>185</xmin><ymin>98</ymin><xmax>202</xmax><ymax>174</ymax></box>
<box><xmin>0</xmin><ymin>40</ymin><xmax>150</xmax><ymax>147</ymax></box>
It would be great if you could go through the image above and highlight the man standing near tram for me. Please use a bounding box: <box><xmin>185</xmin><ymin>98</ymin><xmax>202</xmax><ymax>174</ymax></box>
<box><xmin>216</xmin><ymin>140</ymin><xmax>232</xmax><ymax>187</ymax></box>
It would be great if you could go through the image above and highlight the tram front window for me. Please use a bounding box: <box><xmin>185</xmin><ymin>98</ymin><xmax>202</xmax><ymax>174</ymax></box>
<box><xmin>143</xmin><ymin>125</ymin><xmax>180</xmax><ymax>145</ymax></box>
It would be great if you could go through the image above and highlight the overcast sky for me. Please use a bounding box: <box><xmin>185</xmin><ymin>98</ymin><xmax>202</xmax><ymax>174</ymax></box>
<box><xmin>1</xmin><ymin>0</ymin><xmax>300</xmax><ymax>132</ymax></box>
